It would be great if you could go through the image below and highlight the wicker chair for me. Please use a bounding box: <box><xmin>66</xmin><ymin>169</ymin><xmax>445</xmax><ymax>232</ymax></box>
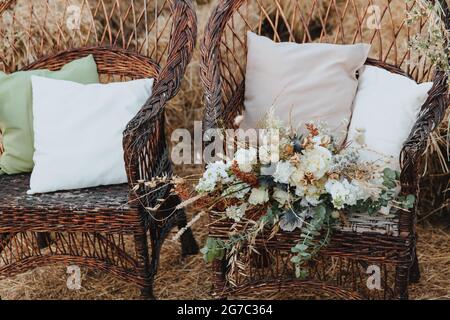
<box><xmin>0</xmin><ymin>0</ymin><xmax>198</xmax><ymax>299</ymax></box>
<box><xmin>200</xmin><ymin>0</ymin><xmax>449</xmax><ymax>299</ymax></box>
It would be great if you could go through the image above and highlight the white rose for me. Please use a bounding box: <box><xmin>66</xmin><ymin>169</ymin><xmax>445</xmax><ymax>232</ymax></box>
<box><xmin>290</xmin><ymin>168</ymin><xmax>305</xmax><ymax>187</ymax></box>
<box><xmin>304</xmin><ymin>184</ymin><xmax>325</xmax><ymax>205</ymax></box>
<box><xmin>273</xmin><ymin>188</ymin><xmax>290</xmax><ymax>206</ymax></box>
<box><xmin>300</xmin><ymin>146</ymin><xmax>332</xmax><ymax>180</ymax></box>
<box><xmin>273</xmin><ymin>161</ymin><xmax>295</xmax><ymax>184</ymax></box>
<box><xmin>234</xmin><ymin>147</ymin><xmax>257</xmax><ymax>173</ymax></box>
<box><xmin>248</xmin><ymin>187</ymin><xmax>270</xmax><ymax>205</ymax></box>
<box><xmin>259</xmin><ymin>144</ymin><xmax>272</xmax><ymax>165</ymax></box>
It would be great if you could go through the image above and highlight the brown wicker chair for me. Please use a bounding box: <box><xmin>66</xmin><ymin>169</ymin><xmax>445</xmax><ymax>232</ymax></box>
<box><xmin>200</xmin><ymin>0</ymin><xmax>449</xmax><ymax>299</ymax></box>
<box><xmin>0</xmin><ymin>0</ymin><xmax>198</xmax><ymax>299</ymax></box>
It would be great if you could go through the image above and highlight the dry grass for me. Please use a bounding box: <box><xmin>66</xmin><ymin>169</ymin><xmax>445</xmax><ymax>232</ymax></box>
<box><xmin>0</xmin><ymin>218</ymin><xmax>448</xmax><ymax>300</ymax></box>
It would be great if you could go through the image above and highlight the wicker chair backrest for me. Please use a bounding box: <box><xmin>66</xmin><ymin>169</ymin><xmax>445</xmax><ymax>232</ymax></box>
<box><xmin>0</xmin><ymin>0</ymin><xmax>177</xmax><ymax>80</ymax></box>
<box><xmin>204</xmin><ymin>0</ymin><xmax>448</xmax><ymax>110</ymax></box>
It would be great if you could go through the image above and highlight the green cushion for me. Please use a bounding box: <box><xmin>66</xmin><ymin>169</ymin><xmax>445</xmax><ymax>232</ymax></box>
<box><xmin>0</xmin><ymin>55</ymin><xmax>99</xmax><ymax>174</ymax></box>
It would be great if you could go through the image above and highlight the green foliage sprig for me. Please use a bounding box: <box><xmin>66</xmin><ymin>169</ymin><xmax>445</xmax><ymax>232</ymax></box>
<box><xmin>406</xmin><ymin>0</ymin><xmax>449</xmax><ymax>82</ymax></box>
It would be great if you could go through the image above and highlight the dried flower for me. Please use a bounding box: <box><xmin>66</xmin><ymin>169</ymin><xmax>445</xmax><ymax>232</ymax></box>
<box><xmin>234</xmin><ymin>115</ymin><xmax>245</xmax><ymax>127</ymax></box>
<box><xmin>226</xmin><ymin>203</ymin><xmax>248</xmax><ymax>222</ymax></box>
<box><xmin>248</xmin><ymin>187</ymin><xmax>270</xmax><ymax>205</ymax></box>
<box><xmin>231</xmin><ymin>161</ymin><xmax>258</xmax><ymax>187</ymax></box>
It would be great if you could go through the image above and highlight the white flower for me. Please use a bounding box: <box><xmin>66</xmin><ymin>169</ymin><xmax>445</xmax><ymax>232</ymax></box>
<box><xmin>196</xmin><ymin>161</ymin><xmax>232</xmax><ymax>193</ymax></box>
<box><xmin>300</xmin><ymin>146</ymin><xmax>332</xmax><ymax>180</ymax></box>
<box><xmin>196</xmin><ymin>177</ymin><xmax>216</xmax><ymax>194</ymax></box>
<box><xmin>259</xmin><ymin>130</ymin><xmax>281</xmax><ymax>165</ymax></box>
<box><xmin>226</xmin><ymin>203</ymin><xmax>248</xmax><ymax>222</ymax></box>
<box><xmin>234</xmin><ymin>147</ymin><xmax>257</xmax><ymax>173</ymax></box>
<box><xmin>234</xmin><ymin>115</ymin><xmax>245</xmax><ymax>127</ymax></box>
<box><xmin>259</xmin><ymin>144</ymin><xmax>272</xmax><ymax>165</ymax></box>
<box><xmin>354</xmin><ymin>128</ymin><xmax>366</xmax><ymax>146</ymax></box>
<box><xmin>303</xmin><ymin>184</ymin><xmax>325</xmax><ymax>206</ymax></box>
<box><xmin>350</xmin><ymin>180</ymin><xmax>372</xmax><ymax>202</ymax></box>
<box><xmin>273</xmin><ymin>161</ymin><xmax>295</xmax><ymax>184</ymax></box>
<box><xmin>248</xmin><ymin>187</ymin><xmax>269</xmax><ymax>205</ymax></box>
<box><xmin>295</xmin><ymin>184</ymin><xmax>306</xmax><ymax>197</ymax></box>
<box><xmin>305</xmin><ymin>194</ymin><xmax>322</xmax><ymax>206</ymax></box>
<box><xmin>325</xmin><ymin>179</ymin><xmax>361</xmax><ymax>209</ymax></box>
<box><xmin>325</xmin><ymin>179</ymin><xmax>349</xmax><ymax>209</ymax></box>
<box><xmin>273</xmin><ymin>188</ymin><xmax>290</xmax><ymax>206</ymax></box>
<box><xmin>290</xmin><ymin>168</ymin><xmax>305</xmax><ymax>187</ymax></box>
<box><xmin>209</xmin><ymin>161</ymin><xmax>233</xmax><ymax>182</ymax></box>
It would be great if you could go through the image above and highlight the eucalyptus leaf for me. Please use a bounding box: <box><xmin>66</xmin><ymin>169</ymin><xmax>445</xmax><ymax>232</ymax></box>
<box><xmin>403</xmin><ymin>194</ymin><xmax>416</xmax><ymax>209</ymax></box>
<box><xmin>383</xmin><ymin>168</ymin><xmax>397</xmax><ymax>180</ymax></box>
<box><xmin>201</xmin><ymin>237</ymin><xmax>225</xmax><ymax>263</ymax></box>
<box><xmin>279</xmin><ymin>209</ymin><xmax>304</xmax><ymax>232</ymax></box>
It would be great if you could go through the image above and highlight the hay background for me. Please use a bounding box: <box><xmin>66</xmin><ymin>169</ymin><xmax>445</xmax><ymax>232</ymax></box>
<box><xmin>0</xmin><ymin>0</ymin><xmax>448</xmax><ymax>299</ymax></box>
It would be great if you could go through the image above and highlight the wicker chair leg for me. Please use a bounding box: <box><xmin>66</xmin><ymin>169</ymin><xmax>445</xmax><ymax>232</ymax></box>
<box><xmin>176</xmin><ymin>208</ymin><xmax>199</xmax><ymax>257</ymax></box>
<box><xmin>212</xmin><ymin>258</ymin><xmax>228</xmax><ymax>299</ymax></box>
<box><xmin>134</xmin><ymin>231</ymin><xmax>155</xmax><ymax>300</ymax></box>
<box><xmin>157</xmin><ymin>193</ymin><xmax>199</xmax><ymax>256</ymax></box>
<box><xmin>394</xmin><ymin>264</ymin><xmax>410</xmax><ymax>300</ymax></box>
<box><xmin>409</xmin><ymin>249</ymin><xmax>421</xmax><ymax>284</ymax></box>
<box><xmin>145</xmin><ymin>221</ymin><xmax>166</xmax><ymax>300</ymax></box>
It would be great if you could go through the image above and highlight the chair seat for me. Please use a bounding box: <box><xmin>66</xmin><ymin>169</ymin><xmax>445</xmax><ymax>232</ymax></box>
<box><xmin>0</xmin><ymin>174</ymin><xmax>140</xmax><ymax>233</ymax></box>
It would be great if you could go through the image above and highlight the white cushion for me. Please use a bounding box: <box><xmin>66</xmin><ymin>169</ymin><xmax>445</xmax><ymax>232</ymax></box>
<box><xmin>241</xmin><ymin>31</ymin><xmax>370</xmax><ymax>142</ymax></box>
<box><xmin>347</xmin><ymin>65</ymin><xmax>433</xmax><ymax>170</ymax></box>
<box><xmin>28</xmin><ymin>76</ymin><xmax>154</xmax><ymax>194</ymax></box>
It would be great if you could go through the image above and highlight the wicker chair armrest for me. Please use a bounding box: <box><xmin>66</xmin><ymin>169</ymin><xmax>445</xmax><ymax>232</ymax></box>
<box><xmin>123</xmin><ymin>0</ymin><xmax>197</xmax><ymax>184</ymax></box>
<box><xmin>396</xmin><ymin>70</ymin><xmax>448</xmax><ymax>236</ymax></box>
<box><xmin>400</xmin><ymin>71</ymin><xmax>449</xmax><ymax>194</ymax></box>
<box><xmin>401</xmin><ymin>0</ymin><xmax>449</xmax><ymax>194</ymax></box>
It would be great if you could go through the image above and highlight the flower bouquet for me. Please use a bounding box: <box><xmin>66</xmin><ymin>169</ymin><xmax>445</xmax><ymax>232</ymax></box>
<box><xmin>196</xmin><ymin>113</ymin><xmax>416</xmax><ymax>279</ymax></box>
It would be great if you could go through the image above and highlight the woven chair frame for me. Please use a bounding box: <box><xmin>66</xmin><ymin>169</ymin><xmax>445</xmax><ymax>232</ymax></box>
<box><xmin>0</xmin><ymin>0</ymin><xmax>198</xmax><ymax>299</ymax></box>
<box><xmin>200</xmin><ymin>0</ymin><xmax>449</xmax><ymax>300</ymax></box>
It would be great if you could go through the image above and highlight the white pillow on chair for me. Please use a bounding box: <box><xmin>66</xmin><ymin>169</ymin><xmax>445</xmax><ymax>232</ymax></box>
<box><xmin>28</xmin><ymin>76</ymin><xmax>154</xmax><ymax>194</ymax></box>
<box><xmin>241</xmin><ymin>31</ymin><xmax>371</xmax><ymax>142</ymax></box>
<box><xmin>347</xmin><ymin>65</ymin><xmax>433</xmax><ymax>170</ymax></box>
